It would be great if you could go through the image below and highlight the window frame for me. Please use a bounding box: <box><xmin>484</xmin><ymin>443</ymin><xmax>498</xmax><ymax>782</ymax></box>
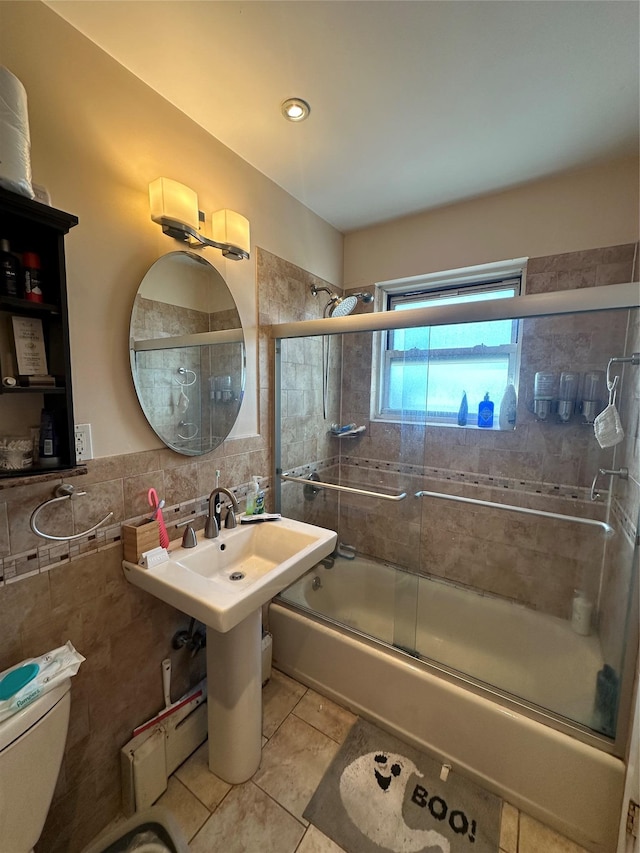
<box><xmin>372</xmin><ymin>259</ymin><xmax>527</xmax><ymax>427</ymax></box>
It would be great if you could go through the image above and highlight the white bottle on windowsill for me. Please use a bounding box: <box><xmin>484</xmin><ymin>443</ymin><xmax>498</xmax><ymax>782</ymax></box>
<box><xmin>571</xmin><ymin>590</ymin><xmax>593</xmax><ymax>636</ymax></box>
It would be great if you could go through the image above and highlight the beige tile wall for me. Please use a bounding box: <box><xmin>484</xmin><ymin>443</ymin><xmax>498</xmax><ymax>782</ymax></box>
<box><xmin>0</xmin><ymin>252</ymin><xmax>279</xmax><ymax>851</ymax></box>
<box><xmin>0</xmin><ymin>244</ymin><xmax>636</xmax><ymax>850</ymax></box>
<box><xmin>279</xmin><ymin>243</ymin><xmax>638</xmax><ymax>624</ymax></box>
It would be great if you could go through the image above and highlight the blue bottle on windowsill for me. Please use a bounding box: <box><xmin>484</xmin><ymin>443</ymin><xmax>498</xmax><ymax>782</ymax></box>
<box><xmin>477</xmin><ymin>392</ymin><xmax>494</xmax><ymax>428</ymax></box>
<box><xmin>457</xmin><ymin>391</ymin><xmax>468</xmax><ymax>426</ymax></box>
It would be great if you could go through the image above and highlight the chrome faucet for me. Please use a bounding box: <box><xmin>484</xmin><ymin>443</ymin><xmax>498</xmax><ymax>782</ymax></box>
<box><xmin>205</xmin><ymin>486</ymin><xmax>239</xmax><ymax>538</ymax></box>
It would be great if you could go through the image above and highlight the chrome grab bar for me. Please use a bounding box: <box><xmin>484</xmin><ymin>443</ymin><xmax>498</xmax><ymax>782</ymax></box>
<box><xmin>281</xmin><ymin>473</ymin><xmax>407</xmax><ymax>502</ymax></box>
<box><xmin>415</xmin><ymin>489</ymin><xmax>614</xmax><ymax>536</ymax></box>
<box><xmin>30</xmin><ymin>484</ymin><xmax>114</xmax><ymax>542</ymax></box>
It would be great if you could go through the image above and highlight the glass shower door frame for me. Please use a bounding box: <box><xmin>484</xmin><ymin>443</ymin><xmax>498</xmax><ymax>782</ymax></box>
<box><xmin>272</xmin><ymin>281</ymin><xmax>639</xmax><ymax>758</ymax></box>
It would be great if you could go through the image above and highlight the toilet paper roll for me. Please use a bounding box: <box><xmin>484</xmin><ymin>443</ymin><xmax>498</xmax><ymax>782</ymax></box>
<box><xmin>0</xmin><ymin>122</ymin><xmax>34</xmax><ymax>198</ymax></box>
<box><xmin>0</xmin><ymin>66</ymin><xmax>34</xmax><ymax>199</ymax></box>
<box><xmin>0</xmin><ymin>66</ymin><xmax>30</xmax><ymax>138</ymax></box>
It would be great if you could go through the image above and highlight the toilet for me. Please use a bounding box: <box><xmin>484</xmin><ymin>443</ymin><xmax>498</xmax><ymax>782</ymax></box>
<box><xmin>0</xmin><ymin>679</ymin><xmax>71</xmax><ymax>852</ymax></box>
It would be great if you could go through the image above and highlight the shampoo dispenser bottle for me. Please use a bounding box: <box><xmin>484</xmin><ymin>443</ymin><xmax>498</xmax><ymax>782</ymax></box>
<box><xmin>571</xmin><ymin>590</ymin><xmax>593</xmax><ymax>636</ymax></box>
<box><xmin>477</xmin><ymin>392</ymin><xmax>494</xmax><ymax>428</ymax></box>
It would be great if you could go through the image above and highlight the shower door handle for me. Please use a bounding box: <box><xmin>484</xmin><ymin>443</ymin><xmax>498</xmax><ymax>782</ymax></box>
<box><xmin>281</xmin><ymin>473</ymin><xmax>406</xmax><ymax>501</ymax></box>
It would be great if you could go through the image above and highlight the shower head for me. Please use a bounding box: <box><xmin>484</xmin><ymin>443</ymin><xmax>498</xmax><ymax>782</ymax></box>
<box><xmin>310</xmin><ymin>284</ymin><xmax>374</xmax><ymax>318</ymax></box>
<box><xmin>328</xmin><ymin>295</ymin><xmax>358</xmax><ymax>317</ymax></box>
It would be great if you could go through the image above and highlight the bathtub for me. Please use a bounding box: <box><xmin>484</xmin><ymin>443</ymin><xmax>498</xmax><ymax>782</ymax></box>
<box><xmin>270</xmin><ymin>557</ymin><xmax>625</xmax><ymax>853</ymax></box>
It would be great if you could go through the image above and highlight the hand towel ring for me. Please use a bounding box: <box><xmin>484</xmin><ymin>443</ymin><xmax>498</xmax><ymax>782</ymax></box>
<box><xmin>30</xmin><ymin>484</ymin><xmax>114</xmax><ymax>541</ymax></box>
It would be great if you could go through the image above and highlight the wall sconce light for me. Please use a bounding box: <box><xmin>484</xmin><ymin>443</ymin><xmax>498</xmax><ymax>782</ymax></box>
<box><xmin>149</xmin><ymin>177</ymin><xmax>250</xmax><ymax>260</ymax></box>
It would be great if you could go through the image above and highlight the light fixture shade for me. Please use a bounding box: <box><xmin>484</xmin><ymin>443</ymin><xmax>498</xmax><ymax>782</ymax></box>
<box><xmin>149</xmin><ymin>177</ymin><xmax>199</xmax><ymax>230</ymax></box>
<box><xmin>211</xmin><ymin>209</ymin><xmax>250</xmax><ymax>256</ymax></box>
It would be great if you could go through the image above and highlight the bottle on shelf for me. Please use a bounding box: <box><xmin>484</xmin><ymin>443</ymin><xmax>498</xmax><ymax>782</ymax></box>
<box><xmin>0</xmin><ymin>239</ymin><xmax>20</xmax><ymax>297</ymax></box>
<box><xmin>38</xmin><ymin>409</ymin><xmax>60</xmax><ymax>467</ymax></box>
<box><xmin>457</xmin><ymin>391</ymin><xmax>468</xmax><ymax>426</ymax></box>
<box><xmin>571</xmin><ymin>590</ymin><xmax>593</xmax><ymax>636</ymax></box>
<box><xmin>22</xmin><ymin>251</ymin><xmax>43</xmax><ymax>302</ymax></box>
<box><xmin>498</xmin><ymin>383</ymin><xmax>517</xmax><ymax>430</ymax></box>
<box><xmin>477</xmin><ymin>392</ymin><xmax>494</xmax><ymax>428</ymax></box>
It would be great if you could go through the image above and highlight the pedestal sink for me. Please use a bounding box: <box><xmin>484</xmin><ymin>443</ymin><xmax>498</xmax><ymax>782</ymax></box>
<box><xmin>123</xmin><ymin>516</ymin><xmax>336</xmax><ymax>783</ymax></box>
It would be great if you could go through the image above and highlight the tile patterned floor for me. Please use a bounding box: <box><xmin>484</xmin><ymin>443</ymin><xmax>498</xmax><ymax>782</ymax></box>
<box><xmin>151</xmin><ymin>669</ymin><xmax>590</xmax><ymax>853</ymax></box>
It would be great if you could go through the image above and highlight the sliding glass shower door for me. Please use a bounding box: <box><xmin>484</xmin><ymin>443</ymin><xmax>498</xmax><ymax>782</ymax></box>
<box><xmin>274</xmin><ymin>290</ymin><xmax>639</xmax><ymax>752</ymax></box>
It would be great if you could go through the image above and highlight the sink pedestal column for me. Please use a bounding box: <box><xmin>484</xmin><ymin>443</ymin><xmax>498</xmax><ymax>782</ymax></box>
<box><xmin>206</xmin><ymin>610</ymin><xmax>262</xmax><ymax>784</ymax></box>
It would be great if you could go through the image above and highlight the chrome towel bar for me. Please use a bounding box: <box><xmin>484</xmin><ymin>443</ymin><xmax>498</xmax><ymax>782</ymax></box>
<box><xmin>281</xmin><ymin>473</ymin><xmax>407</xmax><ymax>501</ymax></box>
<box><xmin>30</xmin><ymin>484</ymin><xmax>114</xmax><ymax>541</ymax></box>
<box><xmin>415</xmin><ymin>489</ymin><xmax>614</xmax><ymax>536</ymax></box>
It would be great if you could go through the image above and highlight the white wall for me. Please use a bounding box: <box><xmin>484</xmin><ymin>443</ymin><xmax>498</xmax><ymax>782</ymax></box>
<box><xmin>0</xmin><ymin>1</ymin><xmax>343</xmax><ymax>457</ymax></box>
<box><xmin>344</xmin><ymin>155</ymin><xmax>639</xmax><ymax>288</ymax></box>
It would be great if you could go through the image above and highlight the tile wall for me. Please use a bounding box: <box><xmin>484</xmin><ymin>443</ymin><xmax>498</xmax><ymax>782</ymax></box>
<box><xmin>0</xmin><ymin>244</ymin><xmax>636</xmax><ymax>850</ymax></box>
<box><xmin>279</xmin><ymin>243</ymin><xmax>639</xmax><ymax>628</ymax></box>
<box><xmin>0</xmin><ymin>250</ymin><xmax>283</xmax><ymax>851</ymax></box>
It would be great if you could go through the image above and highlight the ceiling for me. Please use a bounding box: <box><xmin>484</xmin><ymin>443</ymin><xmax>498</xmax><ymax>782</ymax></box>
<box><xmin>46</xmin><ymin>1</ymin><xmax>639</xmax><ymax>233</ymax></box>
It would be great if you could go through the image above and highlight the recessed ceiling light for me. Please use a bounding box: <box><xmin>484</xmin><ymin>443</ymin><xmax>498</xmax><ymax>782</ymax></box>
<box><xmin>281</xmin><ymin>98</ymin><xmax>311</xmax><ymax>122</ymax></box>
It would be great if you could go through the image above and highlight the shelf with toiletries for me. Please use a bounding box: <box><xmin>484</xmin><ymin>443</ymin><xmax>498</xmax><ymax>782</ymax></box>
<box><xmin>330</xmin><ymin>423</ymin><xmax>367</xmax><ymax>438</ymax></box>
<box><xmin>0</xmin><ymin>186</ymin><xmax>79</xmax><ymax>482</ymax></box>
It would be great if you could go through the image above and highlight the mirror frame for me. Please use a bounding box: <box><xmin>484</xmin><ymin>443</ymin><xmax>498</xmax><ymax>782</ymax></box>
<box><xmin>129</xmin><ymin>250</ymin><xmax>246</xmax><ymax>456</ymax></box>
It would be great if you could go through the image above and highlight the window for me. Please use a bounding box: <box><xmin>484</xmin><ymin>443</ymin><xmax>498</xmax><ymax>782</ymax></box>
<box><xmin>374</xmin><ymin>260</ymin><xmax>525</xmax><ymax>425</ymax></box>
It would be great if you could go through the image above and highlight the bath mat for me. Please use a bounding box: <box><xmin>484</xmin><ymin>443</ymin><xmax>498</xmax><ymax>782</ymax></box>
<box><xmin>304</xmin><ymin>719</ymin><xmax>501</xmax><ymax>853</ymax></box>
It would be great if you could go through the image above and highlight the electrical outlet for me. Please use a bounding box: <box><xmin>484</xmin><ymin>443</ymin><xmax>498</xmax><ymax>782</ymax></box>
<box><xmin>74</xmin><ymin>423</ymin><xmax>93</xmax><ymax>462</ymax></box>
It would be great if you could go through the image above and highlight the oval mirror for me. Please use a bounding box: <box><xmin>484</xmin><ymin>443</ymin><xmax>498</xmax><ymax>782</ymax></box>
<box><xmin>129</xmin><ymin>251</ymin><xmax>245</xmax><ymax>455</ymax></box>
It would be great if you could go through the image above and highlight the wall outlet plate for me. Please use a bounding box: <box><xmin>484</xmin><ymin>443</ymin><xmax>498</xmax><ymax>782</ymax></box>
<box><xmin>74</xmin><ymin>423</ymin><xmax>93</xmax><ymax>461</ymax></box>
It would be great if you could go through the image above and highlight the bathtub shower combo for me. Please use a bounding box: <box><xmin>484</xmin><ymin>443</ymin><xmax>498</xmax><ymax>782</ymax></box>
<box><xmin>270</xmin><ymin>276</ymin><xmax>639</xmax><ymax>853</ymax></box>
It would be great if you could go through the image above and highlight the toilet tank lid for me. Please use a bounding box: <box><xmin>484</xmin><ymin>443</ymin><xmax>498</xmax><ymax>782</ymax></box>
<box><xmin>0</xmin><ymin>680</ymin><xmax>70</xmax><ymax>753</ymax></box>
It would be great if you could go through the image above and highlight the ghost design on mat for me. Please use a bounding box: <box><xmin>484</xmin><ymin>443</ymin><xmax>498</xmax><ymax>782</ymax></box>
<box><xmin>339</xmin><ymin>750</ymin><xmax>450</xmax><ymax>852</ymax></box>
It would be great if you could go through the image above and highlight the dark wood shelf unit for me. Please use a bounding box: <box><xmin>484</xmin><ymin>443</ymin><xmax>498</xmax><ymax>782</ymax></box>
<box><xmin>0</xmin><ymin>186</ymin><xmax>80</xmax><ymax>482</ymax></box>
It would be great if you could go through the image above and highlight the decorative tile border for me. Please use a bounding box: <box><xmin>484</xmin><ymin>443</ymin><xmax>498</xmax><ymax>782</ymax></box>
<box><xmin>611</xmin><ymin>496</ymin><xmax>638</xmax><ymax>547</ymax></box>
<box><xmin>281</xmin><ymin>455</ymin><xmax>603</xmax><ymax>506</ymax></box>
<box><xmin>1</xmin><ymin>458</ymin><xmax>631</xmax><ymax>586</ymax></box>
<box><xmin>340</xmin><ymin>454</ymin><xmax>600</xmax><ymax>504</ymax></box>
<box><xmin>0</xmin><ymin>478</ymin><xmax>266</xmax><ymax>585</ymax></box>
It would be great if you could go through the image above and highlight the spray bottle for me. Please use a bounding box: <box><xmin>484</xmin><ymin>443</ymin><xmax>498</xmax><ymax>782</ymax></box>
<box><xmin>254</xmin><ymin>476</ymin><xmax>265</xmax><ymax>514</ymax></box>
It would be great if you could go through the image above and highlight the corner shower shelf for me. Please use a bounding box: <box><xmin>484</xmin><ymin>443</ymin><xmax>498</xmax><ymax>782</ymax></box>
<box><xmin>330</xmin><ymin>425</ymin><xmax>366</xmax><ymax>438</ymax></box>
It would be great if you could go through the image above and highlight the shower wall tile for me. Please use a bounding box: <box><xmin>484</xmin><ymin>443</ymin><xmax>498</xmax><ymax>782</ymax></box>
<box><xmin>0</xmin><ymin>502</ymin><xmax>8</xmax><ymax>558</ymax></box>
<box><xmin>596</xmin><ymin>259</ymin><xmax>635</xmax><ymax>286</ymax></box>
<box><xmin>556</xmin><ymin>267</ymin><xmax>597</xmax><ymax>289</ymax></box>
<box><xmin>525</xmin><ymin>271</ymin><xmax>557</xmax><ymax>293</ymax></box>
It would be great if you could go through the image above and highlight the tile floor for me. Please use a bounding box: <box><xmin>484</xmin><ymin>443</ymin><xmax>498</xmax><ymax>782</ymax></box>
<box><xmin>136</xmin><ymin>669</ymin><xmax>591</xmax><ymax>852</ymax></box>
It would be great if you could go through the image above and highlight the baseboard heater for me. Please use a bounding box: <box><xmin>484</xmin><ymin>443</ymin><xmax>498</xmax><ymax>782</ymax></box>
<box><xmin>120</xmin><ymin>633</ymin><xmax>273</xmax><ymax>814</ymax></box>
<box><xmin>120</xmin><ymin>679</ymin><xmax>208</xmax><ymax>815</ymax></box>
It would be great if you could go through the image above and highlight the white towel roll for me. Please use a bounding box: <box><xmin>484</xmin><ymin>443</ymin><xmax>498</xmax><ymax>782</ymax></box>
<box><xmin>0</xmin><ymin>66</ymin><xmax>34</xmax><ymax>199</ymax></box>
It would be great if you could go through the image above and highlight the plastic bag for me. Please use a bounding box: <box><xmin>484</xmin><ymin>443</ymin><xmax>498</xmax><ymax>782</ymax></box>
<box><xmin>0</xmin><ymin>641</ymin><xmax>85</xmax><ymax>723</ymax></box>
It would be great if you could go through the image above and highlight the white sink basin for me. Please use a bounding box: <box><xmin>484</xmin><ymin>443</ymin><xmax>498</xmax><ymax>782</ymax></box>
<box><xmin>123</xmin><ymin>516</ymin><xmax>336</xmax><ymax>633</ymax></box>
